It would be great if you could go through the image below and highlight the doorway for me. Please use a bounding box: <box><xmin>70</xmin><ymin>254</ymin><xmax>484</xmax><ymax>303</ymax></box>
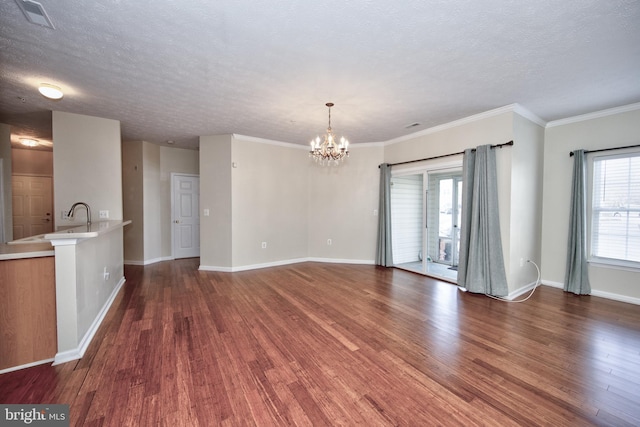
<box><xmin>428</xmin><ymin>172</ymin><xmax>463</xmax><ymax>271</ymax></box>
<box><xmin>390</xmin><ymin>166</ymin><xmax>462</xmax><ymax>282</ymax></box>
<box><xmin>12</xmin><ymin>175</ymin><xmax>53</xmax><ymax>239</ymax></box>
<box><xmin>171</xmin><ymin>173</ymin><xmax>200</xmax><ymax>259</ymax></box>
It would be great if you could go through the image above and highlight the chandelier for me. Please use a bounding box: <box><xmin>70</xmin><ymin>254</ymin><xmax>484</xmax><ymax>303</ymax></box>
<box><xmin>309</xmin><ymin>102</ymin><xmax>349</xmax><ymax>165</ymax></box>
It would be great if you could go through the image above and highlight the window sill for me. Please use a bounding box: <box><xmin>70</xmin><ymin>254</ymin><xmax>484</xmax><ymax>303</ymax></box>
<box><xmin>588</xmin><ymin>258</ymin><xmax>640</xmax><ymax>273</ymax></box>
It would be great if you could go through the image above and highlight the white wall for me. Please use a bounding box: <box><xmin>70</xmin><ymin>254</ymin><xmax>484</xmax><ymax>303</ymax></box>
<box><xmin>308</xmin><ymin>145</ymin><xmax>383</xmax><ymax>262</ymax></box>
<box><xmin>122</xmin><ymin>141</ymin><xmax>144</xmax><ymax>262</ymax></box>
<box><xmin>52</xmin><ymin>111</ymin><xmax>122</xmax><ymax>227</ymax></box>
<box><xmin>199</xmin><ymin>135</ymin><xmax>381</xmax><ymax>270</ymax></box>
<box><xmin>541</xmin><ymin>106</ymin><xmax>640</xmax><ymax>301</ymax></box>
<box><xmin>49</xmin><ymin>110</ymin><xmax>126</xmax><ymax>363</ymax></box>
<box><xmin>75</xmin><ymin>228</ymin><xmax>124</xmax><ymax>342</ymax></box>
<box><xmin>142</xmin><ymin>142</ymin><xmax>161</xmax><ymax>262</ymax></box>
<box><xmin>0</xmin><ymin>123</ymin><xmax>12</xmax><ymax>242</ymax></box>
<box><xmin>12</xmin><ymin>148</ymin><xmax>53</xmax><ymax>176</ymax></box>
<box><xmin>199</xmin><ymin>134</ymin><xmax>233</xmax><ymax>268</ymax></box>
<box><xmin>159</xmin><ymin>146</ymin><xmax>199</xmax><ymax>258</ymax></box>
<box><xmin>509</xmin><ymin>113</ymin><xmax>545</xmax><ymax>289</ymax></box>
<box><xmin>231</xmin><ymin>138</ymin><xmax>308</xmax><ymax>267</ymax></box>
<box><xmin>122</xmin><ymin>142</ymin><xmax>199</xmax><ymax>264</ymax></box>
<box><xmin>197</xmin><ymin>107</ymin><xmax>545</xmax><ymax>285</ymax></box>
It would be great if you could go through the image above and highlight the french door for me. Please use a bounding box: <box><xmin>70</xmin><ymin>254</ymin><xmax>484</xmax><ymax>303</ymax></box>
<box><xmin>390</xmin><ymin>166</ymin><xmax>462</xmax><ymax>282</ymax></box>
<box><xmin>430</xmin><ymin>173</ymin><xmax>463</xmax><ymax>269</ymax></box>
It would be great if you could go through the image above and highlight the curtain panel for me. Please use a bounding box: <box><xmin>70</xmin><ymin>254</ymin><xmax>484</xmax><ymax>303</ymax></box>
<box><xmin>564</xmin><ymin>149</ymin><xmax>591</xmax><ymax>295</ymax></box>
<box><xmin>457</xmin><ymin>145</ymin><xmax>508</xmax><ymax>296</ymax></box>
<box><xmin>375</xmin><ymin>163</ymin><xmax>393</xmax><ymax>266</ymax></box>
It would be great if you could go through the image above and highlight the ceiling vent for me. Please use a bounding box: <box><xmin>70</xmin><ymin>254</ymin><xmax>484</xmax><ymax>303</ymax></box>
<box><xmin>15</xmin><ymin>0</ymin><xmax>55</xmax><ymax>29</ymax></box>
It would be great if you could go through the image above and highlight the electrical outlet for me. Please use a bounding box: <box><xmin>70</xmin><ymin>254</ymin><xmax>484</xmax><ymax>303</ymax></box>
<box><xmin>61</xmin><ymin>210</ymin><xmax>70</xmax><ymax>220</ymax></box>
<box><xmin>103</xmin><ymin>267</ymin><xmax>110</xmax><ymax>281</ymax></box>
<box><xmin>327</xmin><ymin>239</ymin><xmax>332</xmax><ymax>246</ymax></box>
<box><xmin>519</xmin><ymin>258</ymin><xmax>524</xmax><ymax>267</ymax></box>
<box><xmin>99</xmin><ymin>210</ymin><xmax>109</xmax><ymax>219</ymax></box>
<box><xmin>261</xmin><ymin>242</ymin><xmax>267</xmax><ymax>249</ymax></box>
<box><xmin>203</xmin><ymin>208</ymin><xmax>210</xmax><ymax>216</ymax></box>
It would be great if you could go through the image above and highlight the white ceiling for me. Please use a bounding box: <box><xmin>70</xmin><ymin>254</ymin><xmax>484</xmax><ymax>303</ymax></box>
<box><xmin>1</xmin><ymin>0</ymin><xmax>639</xmax><ymax>150</ymax></box>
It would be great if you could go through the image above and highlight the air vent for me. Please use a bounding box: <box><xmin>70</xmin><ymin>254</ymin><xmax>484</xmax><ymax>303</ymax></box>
<box><xmin>15</xmin><ymin>0</ymin><xmax>55</xmax><ymax>29</ymax></box>
<box><xmin>405</xmin><ymin>122</ymin><xmax>421</xmax><ymax>129</ymax></box>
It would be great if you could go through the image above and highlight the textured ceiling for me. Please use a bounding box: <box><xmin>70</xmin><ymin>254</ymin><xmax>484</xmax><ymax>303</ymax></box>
<box><xmin>1</xmin><ymin>0</ymin><xmax>639</xmax><ymax>150</ymax></box>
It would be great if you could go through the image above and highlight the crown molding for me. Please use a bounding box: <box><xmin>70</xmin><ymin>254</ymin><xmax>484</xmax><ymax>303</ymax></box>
<box><xmin>233</xmin><ymin>134</ymin><xmax>307</xmax><ymax>150</ymax></box>
<box><xmin>512</xmin><ymin>103</ymin><xmax>546</xmax><ymax>127</ymax></box>
<box><xmin>384</xmin><ymin>104</ymin><xmax>530</xmax><ymax>146</ymax></box>
<box><xmin>546</xmin><ymin>102</ymin><xmax>640</xmax><ymax>128</ymax></box>
<box><xmin>234</xmin><ymin>102</ymin><xmax>640</xmax><ymax>149</ymax></box>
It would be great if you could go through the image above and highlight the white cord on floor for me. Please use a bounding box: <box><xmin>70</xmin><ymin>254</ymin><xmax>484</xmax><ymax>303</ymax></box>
<box><xmin>485</xmin><ymin>260</ymin><xmax>541</xmax><ymax>303</ymax></box>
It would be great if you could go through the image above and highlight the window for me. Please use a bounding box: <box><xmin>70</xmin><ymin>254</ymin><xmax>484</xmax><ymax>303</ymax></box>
<box><xmin>590</xmin><ymin>152</ymin><xmax>640</xmax><ymax>266</ymax></box>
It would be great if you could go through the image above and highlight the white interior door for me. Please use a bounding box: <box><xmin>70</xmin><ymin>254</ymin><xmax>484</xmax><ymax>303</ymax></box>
<box><xmin>12</xmin><ymin>175</ymin><xmax>53</xmax><ymax>239</ymax></box>
<box><xmin>172</xmin><ymin>174</ymin><xmax>200</xmax><ymax>259</ymax></box>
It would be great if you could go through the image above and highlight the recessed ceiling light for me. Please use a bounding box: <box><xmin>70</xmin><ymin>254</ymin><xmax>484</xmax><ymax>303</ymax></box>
<box><xmin>38</xmin><ymin>83</ymin><xmax>63</xmax><ymax>100</ymax></box>
<box><xmin>167</xmin><ymin>140</ymin><xmax>175</xmax><ymax>144</ymax></box>
<box><xmin>20</xmin><ymin>138</ymin><xmax>39</xmax><ymax>147</ymax></box>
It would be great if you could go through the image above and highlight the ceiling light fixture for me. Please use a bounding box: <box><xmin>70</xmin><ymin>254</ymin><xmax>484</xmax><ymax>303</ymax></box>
<box><xmin>14</xmin><ymin>0</ymin><xmax>55</xmax><ymax>29</ymax></box>
<box><xmin>20</xmin><ymin>138</ymin><xmax>39</xmax><ymax>147</ymax></box>
<box><xmin>38</xmin><ymin>83</ymin><xmax>63</xmax><ymax>100</ymax></box>
<box><xmin>309</xmin><ymin>103</ymin><xmax>349</xmax><ymax>165</ymax></box>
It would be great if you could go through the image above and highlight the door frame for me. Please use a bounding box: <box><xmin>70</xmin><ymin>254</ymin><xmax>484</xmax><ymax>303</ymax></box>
<box><xmin>391</xmin><ymin>160</ymin><xmax>462</xmax><ymax>277</ymax></box>
<box><xmin>11</xmin><ymin>173</ymin><xmax>54</xmax><ymax>239</ymax></box>
<box><xmin>429</xmin><ymin>171</ymin><xmax>463</xmax><ymax>268</ymax></box>
<box><xmin>170</xmin><ymin>173</ymin><xmax>200</xmax><ymax>259</ymax></box>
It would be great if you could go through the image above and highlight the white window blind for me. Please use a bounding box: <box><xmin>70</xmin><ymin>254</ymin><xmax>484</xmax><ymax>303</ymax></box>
<box><xmin>591</xmin><ymin>153</ymin><xmax>640</xmax><ymax>265</ymax></box>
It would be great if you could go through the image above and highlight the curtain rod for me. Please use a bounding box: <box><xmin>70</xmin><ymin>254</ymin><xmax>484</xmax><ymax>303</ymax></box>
<box><xmin>569</xmin><ymin>143</ymin><xmax>640</xmax><ymax>157</ymax></box>
<box><xmin>380</xmin><ymin>140</ymin><xmax>513</xmax><ymax>168</ymax></box>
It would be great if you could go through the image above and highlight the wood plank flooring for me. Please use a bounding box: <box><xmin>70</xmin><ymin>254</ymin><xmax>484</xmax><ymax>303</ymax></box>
<box><xmin>1</xmin><ymin>259</ymin><xmax>640</xmax><ymax>426</ymax></box>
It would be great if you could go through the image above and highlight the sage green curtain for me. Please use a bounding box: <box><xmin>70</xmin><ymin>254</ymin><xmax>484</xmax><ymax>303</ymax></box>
<box><xmin>457</xmin><ymin>145</ymin><xmax>508</xmax><ymax>296</ymax></box>
<box><xmin>564</xmin><ymin>150</ymin><xmax>591</xmax><ymax>295</ymax></box>
<box><xmin>375</xmin><ymin>163</ymin><xmax>393</xmax><ymax>266</ymax></box>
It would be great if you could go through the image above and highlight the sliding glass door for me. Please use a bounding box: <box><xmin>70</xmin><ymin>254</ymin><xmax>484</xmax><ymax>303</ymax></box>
<box><xmin>391</xmin><ymin>167</ymin><xmax>462</xmax><ymax>282</ymax></box>
<box><xmin>390</xmin><ymin>174</ymin><xmax>424</xmax><ymax>272</ymax></box>
<box><xmin>430</xmin><ymin>173</ymin><xmax>463</xmax><ymax>270</ymax></box>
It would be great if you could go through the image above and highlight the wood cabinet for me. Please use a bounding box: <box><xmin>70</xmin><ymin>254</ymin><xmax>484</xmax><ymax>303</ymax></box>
<box><xmin>0</xmin><ymin>256</ymin><xmax>56</xmax><ymax>371</ymax></box>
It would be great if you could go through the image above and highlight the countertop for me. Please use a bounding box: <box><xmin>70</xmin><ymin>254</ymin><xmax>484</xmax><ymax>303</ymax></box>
<box><xmin>44</xmin><ymin>220</ymin><xmax>132</xmax><ymax>242</ymax></box>
<box><xmin>1</xmin><ymin>220</ymin><xmax>131</xmax><ymax>260</ymax></box>
<box><xmin>0</xmin><ymin>242</ymin><xmax>54</xmax><ymax>261</ymax></box>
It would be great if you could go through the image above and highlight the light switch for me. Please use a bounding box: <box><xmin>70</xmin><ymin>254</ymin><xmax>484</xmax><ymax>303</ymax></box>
<box><xmin>203</xmin><ymin>209</ymin><xmax>210</xmax><ymax>216</ymax></box>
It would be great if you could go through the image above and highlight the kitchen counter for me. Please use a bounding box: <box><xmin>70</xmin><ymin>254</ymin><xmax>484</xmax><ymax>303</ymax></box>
<box><xmin>44</xmin><ymin>219</ymin><xmax>132</xmax><ymax>242</ymax></box>
<box><xmin>0</xmin><ymin>242</ymin><xmax>54</xmax><ymax>261</ymax></box>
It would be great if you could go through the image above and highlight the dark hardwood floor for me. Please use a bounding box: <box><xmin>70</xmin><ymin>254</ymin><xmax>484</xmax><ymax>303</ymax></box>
<box><xmin>1</xmin><ymin>259</ymin><xmax>640</xmax><ymax>426</ymax></box>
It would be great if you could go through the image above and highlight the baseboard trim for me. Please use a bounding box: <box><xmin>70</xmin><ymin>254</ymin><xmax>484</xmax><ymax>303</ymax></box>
<box><xmin>0</xmin><ymin>358</ymin><xmax>55</xmax><ymax>375</ymax></box>
<box><xmin>506</xmin><ymin>280</ymin><xmax>539</xmax><ymax>300</ymax></box>
<box><xmin>542</xmin><ymin>280</ymin><xmax>563</xmax><ymax>289</ymax></box>
<box><xmin>125</xmin><ymin>256</ymin><xmax>173</xmax><ymax>266</ymax></box>
<box><xmin>591</xmin><ymin>290</ymin><xmax>640</xmax><ymax>306</ymax></box>
<box><xmin>53</xmin><ymin>276</ymin><xmax>126</xmax><ymax>366</ymax></box>
<box><xmin>542</xmin><ymin>279</ymin><xmax>640</xmax><ymax>305</ymax></box>
<box><xmin>199</xmin><ymin>257</ymin><xmax>376</xmax><ymax>272</ymax></box>
<box><xmin>307</xmin><ymin>257</ymin><xmax>376</xmax><ymax>265</ymax></box>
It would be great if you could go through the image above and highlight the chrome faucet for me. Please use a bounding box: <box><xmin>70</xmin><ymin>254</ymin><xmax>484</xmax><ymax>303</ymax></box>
<box><xmin>67</xmin><ymin>202</ymin><xmax>91</xmax><ymax>226</ymax></box>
